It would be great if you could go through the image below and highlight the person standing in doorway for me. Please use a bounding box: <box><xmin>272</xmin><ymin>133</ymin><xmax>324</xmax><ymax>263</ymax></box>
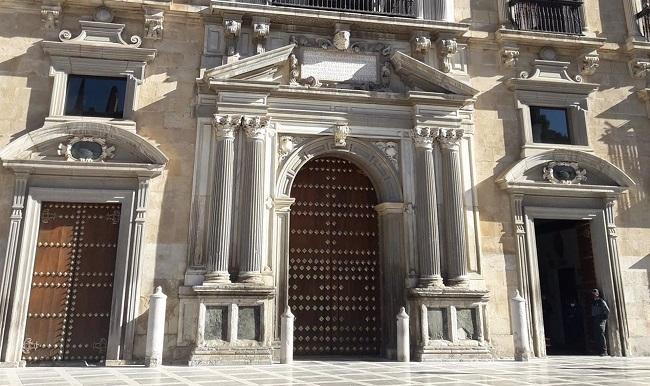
<box><xmin>591</xmin><ymin>289</ymin><xmax>610</xmax><ymax>356</ymax></box>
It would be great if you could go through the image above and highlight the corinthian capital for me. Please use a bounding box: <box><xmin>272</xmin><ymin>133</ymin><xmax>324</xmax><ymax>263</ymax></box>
<box><xmin>242</xmin><ymin>115</ymin><xmax>272</xmax><ymax>139</ymax></box>
<box><xmin>411</xmin><ymin>127</ymin><xmax>439</xmax><ymax>149</ymax></box>
<box><xmin>212</xmin><ymin>114</ymin><xmax>241</xmax><ymax>139</ymax></box>
<box><xmin>437</xmin><ymin>128</ymin><xmax>464</xmax><ymax>149</ymax></box>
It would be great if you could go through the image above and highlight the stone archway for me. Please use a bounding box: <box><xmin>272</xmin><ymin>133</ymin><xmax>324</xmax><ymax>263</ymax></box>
<box><xmin>273</xmin><ymin>137</ymin><xmax>405</xmax><ymax>358</ymax></box>
<box><xmin>288</xmin><ymin>156</ymin><xmax>381</xmax><ymax>356</ymax></box>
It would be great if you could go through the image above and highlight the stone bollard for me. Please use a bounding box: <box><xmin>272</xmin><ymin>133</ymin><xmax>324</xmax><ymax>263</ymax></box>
<box><xmin>511</xmin><ymin>290</ymin><xmax>530</xmax><ymax>361</ymax></box>
<box><xmin>145</xmin><ymin>286</ymin><xmax>167</xmax><ymax>367</ymax></box>
<box><xmin>280</xmin><ymin>307</ymin><xmax>294</xmax><ymax>364</ymax></box>
<box><xmin>396</xmin><ymin>307</ymin><xmax>410</xmax><ymax>362</ymax></box>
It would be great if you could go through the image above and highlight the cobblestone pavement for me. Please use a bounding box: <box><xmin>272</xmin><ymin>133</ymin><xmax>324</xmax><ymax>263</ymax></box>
<box><xmin>1</xmin><ymin>357</ymin><xmax>650</xmax><ymax>385</ymax></box>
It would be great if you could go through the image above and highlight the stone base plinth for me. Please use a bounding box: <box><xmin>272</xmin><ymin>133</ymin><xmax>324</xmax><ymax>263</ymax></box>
<box><xmin>189</xmin><ymin>347</ymin><xmax>273</xmax><ymax>366</ymax></box>
<box><xmin>0</xmin><ymin>361</ymin><xmax>24</xmax><ymax>368</ymax></box>
<box><xmin>409</xmin><ymin>287</ymin><xmax>493</xmax><ymax>361</ymax></box>
<box><xmin>415</xmin><ymin>340</ymin><xmax>494</xmax><ymax>361</ymax></box>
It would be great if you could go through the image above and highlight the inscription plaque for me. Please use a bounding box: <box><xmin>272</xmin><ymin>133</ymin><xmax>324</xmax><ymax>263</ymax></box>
<box><xmin>301</xmin><ymin>48</ymin><xmax>378</xmax><ymax>83</ymax></box>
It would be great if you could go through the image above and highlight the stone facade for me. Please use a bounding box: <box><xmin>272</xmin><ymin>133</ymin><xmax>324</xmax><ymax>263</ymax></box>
<box><xmin>0</xmin><ymin>0</ymin><xmax>648</xmax><ymax>366</ymax></box>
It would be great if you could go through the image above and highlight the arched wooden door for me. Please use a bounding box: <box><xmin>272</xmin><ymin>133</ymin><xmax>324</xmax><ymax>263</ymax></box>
<box><xmin>289</xmin><ymin>157</ymin><xmax>381</xmax><ymax>356</ymax></box>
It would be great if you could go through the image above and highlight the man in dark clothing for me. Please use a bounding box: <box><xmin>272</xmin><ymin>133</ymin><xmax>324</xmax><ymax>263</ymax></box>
<box><xmin>591</xmin><ymin>289</ymin><xmax>610</xmax><ymax>356</ymax></box>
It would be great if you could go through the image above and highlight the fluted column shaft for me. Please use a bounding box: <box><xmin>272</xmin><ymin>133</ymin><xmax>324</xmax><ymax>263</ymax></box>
<box><xmin>439</xmin><ymin>129</ymin><xmax>468</xmax><ymax>286</ymax></box>
<box><xmin>239</xmin><ymin>116</ymin><xmax>270</xmax><ymax>284</ymax></box>
<box><xmin>412</xmin><ymin>127</ymin><xmax>444</xmax><ymax>288</ymax></box>
<box><xmin>204</xmin><ymin>115</ymin><xmax>238</xmax><ymax>284</ymax></box>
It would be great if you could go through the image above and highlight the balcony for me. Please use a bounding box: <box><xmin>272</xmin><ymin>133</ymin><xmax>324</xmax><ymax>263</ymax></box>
<box><xmin>507</xmin><ymin>0</ymin><xmax>584</xmax><ymax>35</ymax></box>
<box><xmin>636</xmin><ymin>2</ymin><xmax>650</xmax><ymax>41</ymax></box>
<box><xmin>226</xmin><ymin>0</ymin><xmax>450</xmax><ymax>20</ymax></box>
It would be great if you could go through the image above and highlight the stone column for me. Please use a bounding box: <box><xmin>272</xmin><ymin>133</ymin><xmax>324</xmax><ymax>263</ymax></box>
<box><xmin>204</xmin><ymin>115</ymin><xmax>239</xmax><ymax>285</ymax></box>
<box><xmin>438</xmin><ymin>129</ymin><xmax>469</xmax><ymax>286</ymax></box>
<box><xmin>239</xmin><ymin>116</ymin><xmax>271</xmax><ymax>284</ymax></box>
<box><xmin>0</xmin><ymin>172</ymin><xmax>29</xmax><ymax>356</ymax></box>
<box><xmin>411</xmin><ymin>127</ymin><xmax>443</xmax><ymax>288</ymax></box>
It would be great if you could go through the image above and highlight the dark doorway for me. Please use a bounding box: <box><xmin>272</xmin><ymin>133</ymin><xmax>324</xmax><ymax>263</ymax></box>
<box><xmin>534</xmin><ymin>219</ymin><xmax>597</xmax><ymax>355</ymax></box>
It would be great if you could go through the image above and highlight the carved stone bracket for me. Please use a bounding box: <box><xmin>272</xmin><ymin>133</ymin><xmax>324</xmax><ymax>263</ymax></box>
<box><xmin>334</xmin><ymin>122</ymin><xmax>350</xmax><ymax>147</ymax></box>
<box><xmin>580</xmin><ymin>51</ymin><xmax>600</xmax><ymax>77</ymax></box>
<box><xmin>41</xmin><ymin>1</ymin><xmax>61</xmax><ymax>31</ymax></box>
<box><xmin>373</xmin><ymin>141</ymin><xmax>400</xmax><ymax>169</ymax></box>
<box><xmin>629</xmin><ymin>58</ymin><xmax>650</xmax><ymax>79</ymax></box>
<box><xmin>411</xmin><ymin>31</ymin><xmax>432</xmax><ymax>62</ymax></box>
<box><xmin>144</xmin><ymin>8</ymin><xmax>164</xmax><ymax>40</ymax></box>
<box><xmin>333</xmin><ymin>23</ymin><xmax>351</xmax><ymax>51</ymax></box>
<box><xmin>501</xmin><ymin>45</ymin><xmax>520</xmax><ymax>68</ymax></box>
<box><xmin>542</xmin><ymin>161</ymin><xmax>587</xmax><ymax>185</ymax></box>
<box><xmin>437</xmin><ymin>38</ymin><xmax>458</xmax><ymax>73</ymax></box>
<box><xmin>253</xmin><ymin>17</ymin><xmax>270</xmax><ymax>55</ymax></box>
<box><xmin>223</xmin><ymin>15</ymin><xmax>242</xmax><ymax>60</ymax></box>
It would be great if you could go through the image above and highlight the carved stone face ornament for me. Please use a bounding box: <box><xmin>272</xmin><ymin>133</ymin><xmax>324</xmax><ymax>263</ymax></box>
<box><xmin>334</xmin><ymin>122</ymin><xmax>351</xmax><ymax>147</ymax></box>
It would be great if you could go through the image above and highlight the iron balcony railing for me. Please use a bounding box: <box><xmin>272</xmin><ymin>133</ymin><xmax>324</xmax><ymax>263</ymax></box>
<box><xmin>235</xmin><ymin>0</ymin><xmax>417</xmax><ymax>18</ymax></box>
<box><xmin>508</xmin><ymin>0</ymin><xmax>584</xmax><ymax>35</ymax></box>
<box><xmin>636</xmin><ymin>1</ymin><xmax>650</xmax><ymax>41</ymax></box>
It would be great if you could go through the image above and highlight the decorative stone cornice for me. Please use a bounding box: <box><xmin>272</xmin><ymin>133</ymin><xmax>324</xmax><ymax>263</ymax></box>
<box><xmin>411</xmin><ymin>127</ymin><xmax>437</xmax><ymax>149</ymax></box>
<box><xmin>58</xmin><ymin>20</ymin><xmax>142</xmax><ymax>48</ymax></box>
<box><xmin>41</xmin><ymin>1</ymin><xmax>61</xmax><ymax>31</ymax></box>
<box><xmin>333</xmin><ymin>122</ymin><xmax>350</xmax><ymax>147</ymax></box>
<box><xmin>252</xmin><ymin>17</ymin><xmax>270</xmax><ymax>55</ymax></box>
<box><xmin>144</xmin><ymin>8</ymin><xmax>164</xmax><ymax>40</ymax></box>
<box><xmin>580</xmin><ymin>52</ymin><xmax>600</xmax><ymax>76</ymax></box>
<box><xmin>437</xmin><ymin>38</ymin><xmax>458</xmax><ymax>73</ymax></box>
<box><xmin>437</xmin><ymin>128</ymin><xmax>464</xmax><ymax>149</ymax></box>
<box><xmin>242</xmin><ymin>115</ymin><xmax>271</xmax><ymax>139</ymax></box>
<box><xmin>212</xmin><ymin>114</ymin><xmax>241</xmax><ymax>139</ymax></box>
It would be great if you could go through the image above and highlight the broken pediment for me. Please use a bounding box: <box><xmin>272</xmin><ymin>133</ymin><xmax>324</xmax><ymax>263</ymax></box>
<box><xmin>202</xmin><ymin>43</ymin><xmax>478</xmax><ymax>98</ymax></box>
<box><xmin>497</xmin><ymin>150</ymin><xmax>635</xmax><ymax>197</ymax></box>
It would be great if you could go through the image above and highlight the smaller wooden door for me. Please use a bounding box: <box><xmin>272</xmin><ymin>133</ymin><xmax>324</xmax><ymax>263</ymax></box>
<box><xmin>23</xmin><ymin>202</ymin><xmax>121</xmax><ymax>363</ymax></box>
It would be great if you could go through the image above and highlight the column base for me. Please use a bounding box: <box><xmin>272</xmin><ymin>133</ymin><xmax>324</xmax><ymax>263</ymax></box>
<box><xmin>238</xmin><ymin>272</ymin><xmax>264</xmax><ymax>285</ymax></box>
<box><xmin>203</xmin><ymin>272</ymin><xmax>231</xmax><ymax>285</ymax></box>
<box><xmin>447</xmin><ymin>276</ymin><xmax>470</xmax><ymax>287</ymax></box>
<box><xmin>418</xmin><ymin>276</ymin><xmax>444</xmax><ymax>288</ymax></box>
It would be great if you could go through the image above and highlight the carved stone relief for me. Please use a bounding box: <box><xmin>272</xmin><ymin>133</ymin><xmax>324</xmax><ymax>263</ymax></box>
<box><xmin>41</xmin><ymin>2</ymin><xmax>61</xmax><ymax>31</ymax></box>
<box><xmin>334</xmin><ymin>122</ymin><xmax>350</xmax><ymax>147</ymax></box>
<box><xmin>373</xmin><ymin>141</ymin><xmax>400</xmax><ymax>169</ymax></box>
<box><xmin>437</xmin><ymin>38</ymin><xmax>458</xmax><ymax>73</ymax></box>
<box><xmin>253</xmin><ymin>17</ymin><xmax>270</xmax><ymax>55</ymax></box>
<box><xmin>278</xmin><ymin>136</ymin><xmax>308</xmax><ymax>160</ymax></box>
<box><xmin>542</xmin><ymin>161</ymin><xmax>587</xmax><ymax>185</ymax></box>
<box><xmin>144</xmin><ymin>8</ymin><xmax>164</xmax><ymax>40</ymax></box>
<box><xmin>58</xmin><ymin>137</ymin><xmax>116</xmax><ymax>162</ymax></box>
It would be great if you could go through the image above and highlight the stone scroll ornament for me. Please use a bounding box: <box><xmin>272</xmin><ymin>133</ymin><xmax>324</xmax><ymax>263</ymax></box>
<box><xmin>58</xmin><ymin>137</ymin><xmax>115</xmax><ymax>162</ymax></box>
<box><xmin>543</xmin><ymin>161</ymin><xmax>587</xmax><ymax>185</ymax></box>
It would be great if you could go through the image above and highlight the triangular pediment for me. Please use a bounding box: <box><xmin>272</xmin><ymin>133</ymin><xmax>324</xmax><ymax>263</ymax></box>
<box><xmin>203</xmin><ymin>44</ymin><xmax>296</xmax><ymax>83</ymax></box>
<box><xmin>389</xmin><ymin>51</ymin><xmax>479</xmax><ymax>96</ymax></box>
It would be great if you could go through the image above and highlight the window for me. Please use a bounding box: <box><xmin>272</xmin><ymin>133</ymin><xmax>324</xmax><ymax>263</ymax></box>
<box><xmin>530</xmin><ymin>106</ymin><xmax>571</xmax><ymax>145</ymax></box>
<box><xmin>64</xmin><ymin>75</ymin><xmax>127</xmax><ymax>118</ymax></box>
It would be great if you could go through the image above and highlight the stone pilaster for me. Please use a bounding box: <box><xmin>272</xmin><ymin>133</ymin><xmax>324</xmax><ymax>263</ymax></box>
<box><xmin>204</xmin><ymin>115</ymin><xmax>239</xmax><ymax>285</ymax></box>
<box><xmin>0</xmin><ymin>172</ymin><xmax>29</xmax><ymax>356</ymax></box>
<box><xmin>411</xmin><ymin>127</ymin><xmax>443</xmax><ymax>288</ymax></box>
<box><xmin>438</xmin><ymin>129</ymin><xmax>468</xmax><ymax>286</ymax></box>
<box><xmin>239</xmin><ymin>116</ymin><xmax>271</xmax><ymax>284</ymax></box>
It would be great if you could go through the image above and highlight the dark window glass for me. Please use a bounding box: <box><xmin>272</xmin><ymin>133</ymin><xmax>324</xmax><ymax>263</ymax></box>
<box><xmin>64</xmin><ymin>75</ymin><xmax>127</xmax><ymax>118</ymax></box>
<box><xmin>530</xmin><ymin>106</ymin><xmax>572</xmax><ymax>145</ymax></box>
